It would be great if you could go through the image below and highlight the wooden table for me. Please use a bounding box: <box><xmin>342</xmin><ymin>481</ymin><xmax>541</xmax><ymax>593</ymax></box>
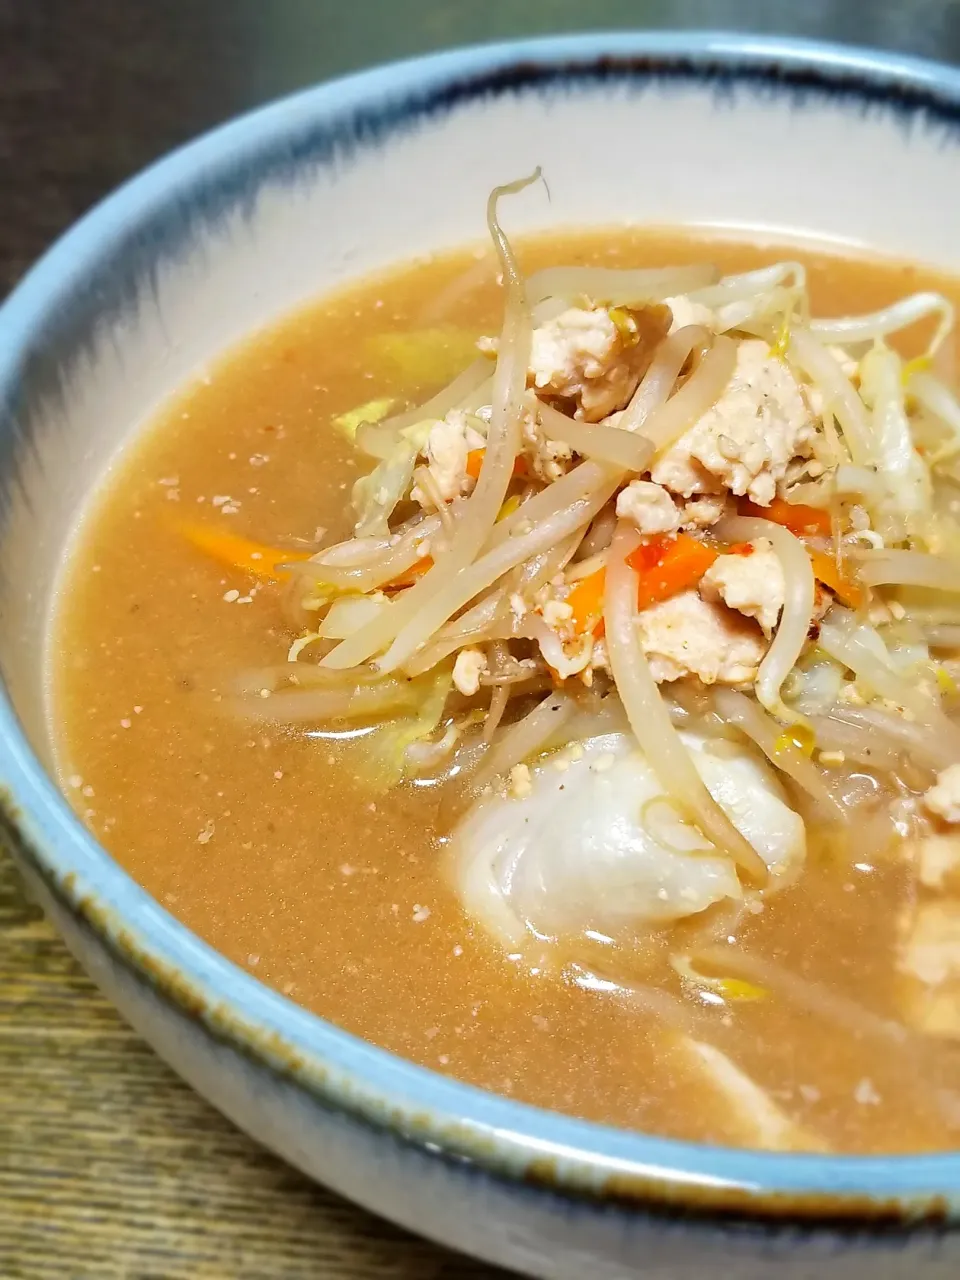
<box><xmin>2</xmin><ymin>2</ymin><xmax>959</xmax><ymax>1275</ymax></box>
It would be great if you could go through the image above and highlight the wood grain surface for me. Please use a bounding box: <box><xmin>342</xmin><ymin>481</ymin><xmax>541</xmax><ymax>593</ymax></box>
<box><xmin>4</xmin><ymin>2</ymin><xmax>960</xmax><ymax>1276</ymax></box>
<box><xmin>0</xmin><ymin>852</ymin><xmax>509</xmax><ymax>1280</ymax></box>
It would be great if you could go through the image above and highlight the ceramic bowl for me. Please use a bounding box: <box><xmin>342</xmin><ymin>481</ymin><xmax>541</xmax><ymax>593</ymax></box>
<box><xmin>3</xmin><ymin>31</ymin><xmax>960</xmax><ymax>1279</ymax></box>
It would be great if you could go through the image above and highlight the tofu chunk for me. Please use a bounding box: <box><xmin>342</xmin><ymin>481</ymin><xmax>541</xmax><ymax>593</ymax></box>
<box><xmin>410</xmin><ymin>410</ymin><xmax>486</xmax><ymax>509</ymax></box>
<box><xmin>916</xmin><ymin>834</ymin><xmax>960</xmax><ymax>892</ymax></box>
<box><xmin>527</xmin><ymin>304</ymin><xmax>670</xmax><ymax>422</ymax></box>
<box><xmin>699</xmin><ymin>538</ymin><xmax>785</xmax><ymax>637</ymax></box>
<box><xmin>898</xmin><ymin>898</ymin><xmax>960</xmax><ymax>1038</ymax></box>
<box><xmin>663</xmin><ymin>295</ymin><xmax>716</xmax><ymax>334</ymax></box>
<box><xmin>522</xmin><ymin>410</ymin><xmax>574</xmax><ymax>483</ymax></box>
<box><xmin>651</xmin><ymin>339</ymin><xmax>815</xmax><ymax>506</ymax></box>
<box><xmin>452</xmin><ymin>647</ymin><xmax>488</xmax><ymax>697</ymax></box>
<box><xmin>636</xmin><ymin>589</ymin><xmax>767</xmax><ymax>685</ymax></box>
<box><xmin>615</xmin><ymin>480</ymin><xmax>681</xmax><ymax>538</ymax></box>
<box><xmin>680</xmin><ymin>493</ymin><xmax>731</xmax><ymax>531</ymax></box>
<box><xmin>924</xmin><ymin>764</ymin><xmax>960</xmax><ymax>825</ymax></box>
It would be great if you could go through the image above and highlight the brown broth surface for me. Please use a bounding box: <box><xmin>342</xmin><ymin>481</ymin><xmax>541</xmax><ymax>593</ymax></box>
<box><xmin>50</xmin><ymin>229</ymin><xmax>960</xmax><ymax>1154</ymax></box>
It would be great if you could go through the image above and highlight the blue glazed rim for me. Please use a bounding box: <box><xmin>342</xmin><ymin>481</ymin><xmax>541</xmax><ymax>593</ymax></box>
<box><xmin>3</xmin><ymin>30</ymin><xmax>960</xmax><ymax>1223</ymax></box>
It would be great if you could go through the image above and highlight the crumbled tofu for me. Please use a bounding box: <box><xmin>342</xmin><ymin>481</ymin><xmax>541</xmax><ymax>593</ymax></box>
<box><xmin>530</xmin><ymin>307</ymin><xmax>616</xmax><ymax>394</ymax></box>
<box><xmin>663</xmin><ymin>295</ymin><xmax>716</xmax><ymax>334</ymax></box>
<box><xmin>916</xmin><ymin>834</ymin><xmax>960</xmax><ymax>892</ymax></box>
<box><xmin>853</xmin><ymin>1077</ymin><xmax>881</xmax><ymax>1106</ymax></box>
<box><xmin>530</xmin><ymin>583</ymin><xmax>596</xmax><ymax>678</ymax></box>
<box><xmin>615</xmin><ymin>480</ymin><xmax>681</xmax><ymax>538</ymax></box>
<box><xmin>410</xmin><ymin>410</ymin><xmax>486</xmax><ymax>508</ymax></box>
<box><xmin>901</xmin><ymin>901</ymin><xmax>960</xmax><ymax>986</ymax></box>
<box><xmin>925</xmin><ymin>764</ymin><xmax>960</xmax><ymax>825</ymax></box>
<box><xmin>526</xmin><ymin>304</ymin><xmax>670</xmax><ymax>422</ymax></box>
<box><xmin>680</xmin><ymin>494</ymin><xmax>731</xmax><ymax>531</ymax></box>
<box><xmin>699</xmin><ymin>538</ymin><xmax>785</xmax><ymax>637</ymax></box>
<box><xmin>650</xmin><ymin>339</ymin><xmax>815</xmax><ymax>506</ymax></box>
<box><xmin>898</xmin><ymin>899</ymin><xmax>960</xmax><ymax>1036</ymax></box>
<box><xmin>522</xmin><ymin>406</ymin><xmax>574</xmax><ymax>482</ymax></box>
<box><xmin>899</xmin><ymin>819</ymin><xmax>960</xmax><ymax>1037</ymax></box>
<box><xmin>509</xmin><ymin>592</ymin><xmax>528</xmax><ymax>620</ymax></box>
<box><xmin>542</xmin><ymin>599</ymin><xmax>574</xmax><ymax>631</ymax></box>
<box><xmin>508</xmin><ymin>763</ymin><xmax>533</xmax><ymax>799</ymax></box>
<box><xmin>452</xmin><ymin>647</ymin><xmax>488</xmax><ymax>697</ymax></box>
<box><xmin>637</xmin><ymin>590</ymin><xmax>767</xmax><ymax>685</ymax></box>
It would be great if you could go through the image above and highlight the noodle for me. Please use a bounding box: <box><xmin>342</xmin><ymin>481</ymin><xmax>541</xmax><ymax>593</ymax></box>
<box><xmin>818</xmin><ymin>608</ymin><xmax>947</xmax><ymax>724</ymax></box>
<box><xmin>603</xmin><ymin>521</ymin><xmax>769</xmax><ymax>884</ymax></box>
<box><xmin>234</xmin><ymin>677</ymin><xmax>422</xmax><ymax>724</ymax></box>
<box><xmin>687</xmin><ymin>262</ymin><xmax>805</xmax><ymax>310</ymax></box>
<box><xmin>233</xmin><ymin>662</ymin><xmax>384</xmax><ymax>695</ymax></box>
<box><xmin>615</xmin><ymin>325</ymin><xmax>707</xmax><ymax>436</ymax></box>
<box><xmin>715</xmin><ymin>515</ymin><xmax>815</xmax><ymax>726</ymax></box>
<box><xmin>319</xmin><ymin>173</ymin><xmax>538</xmax><ymax>668</ymax></box>
<box><xmin>356</xmin><ymin>358</ymin><xmax>492</xmax><ymax>459</ymax></box>
<box><xmin>910</xmin><ymin>370</ymin><xmax>960</xmax><ymax>463</ymax></box>
<box><xmin>805</xmin><ymin>715</ymin><xmax>904</xmax><ymax>772</ymax></box>
<box><xmin>788</xmin><ymin>327</ymin><xmax>874</xmax><ymax>464</ymax></box>
<box><xmin>854</xmin><ymin>548</ymin><xmax>960</xmax><ymax>593</ymax></box>
<box><xmin>375</xmin><ymin>467</ymin><xmax>622</xmax><ymax>672</ymax></box>
<box><xmin>694</xmin><ymin>946</ymin><xmax>911</xmax><ymax>1047</ymax></box>
<box><xmin>811</xmin><ymin>292</ymin><xmax>954</xmax><ymax>356</ymax></box>
<box><xmin>711</xmin><ymin>688</ymin><xmax>843</xmax><ymax>819</ymax></box>
<box><xmin>634</xmin><ymin>334</ymin><xmax>737</xmax><ymax>452</ymax></box>
<box><xmin>297</xmin><ymin>514</ymin><xmax>445</xmax><ymax>594</ymax></box>
<box><xmin>537</xmin><ymin>402</ymin><xmax>654</xmax><ymax>471</ymax></box>
<box><xmin>816</xmin><ymin>704</ymin><xmax>958</xmax><ymax>771</ymax></box>
<box><xmin>482</xmin><ymin>642</ymin><xmax>512</xmax><ymax>743</ymax></box>
<box><xmin>472</xmin><ymin>691</ymin><xmax>575</xmax><ymax>788</ymax></box>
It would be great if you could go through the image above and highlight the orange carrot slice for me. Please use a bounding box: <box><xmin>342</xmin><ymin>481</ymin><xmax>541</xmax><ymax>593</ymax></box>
<box><xmin>627</xmin><ymin>534</ymin><xmax>719</xmax><ymax>610</ymax></box>
<box><xmin>567</xmin><ymin>567</ymin><xmax>607</xmax><ymax>637</ymax></box>
<box><xmin>739</xmin><ymin>496</ymin><xmax>832</xmax><ymax>537</ymax></box>
<box><xmin>383</xmin><ymin>556</ymin><xmax>434</xmax><ymax>591</ymax></box>
<box><xmin>179</xmin><ymin>522</ymin><xmax>312</xmax><ymax>581</ymax></box>
<box><xmin>808</xmin><ymin>549</ymin><xmax>865</xmax><ymax>609</ymax></box>
<box><xmin>466</xmin><ymin>449</ymin><xmax>526</xmax><ymax>482</ymax></box>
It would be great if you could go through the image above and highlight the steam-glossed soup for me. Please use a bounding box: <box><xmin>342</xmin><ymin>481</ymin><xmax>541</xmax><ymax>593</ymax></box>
<box><xmin>51</xmin><ymin>224</ymin><xmax>960</xmax><ymax>1155</ymax></box>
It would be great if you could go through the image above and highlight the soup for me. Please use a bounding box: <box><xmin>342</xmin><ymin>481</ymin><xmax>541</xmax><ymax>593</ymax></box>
<box><xmin>50</xmin><ymin>189</ymin><xmax>960</xmax><ymax>1155</ymax></box>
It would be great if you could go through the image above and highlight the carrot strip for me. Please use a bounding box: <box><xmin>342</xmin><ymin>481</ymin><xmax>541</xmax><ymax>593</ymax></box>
<box><xmin>383</xmin><ymin>556</ymin><xmax>434</xmax><ymax>591</ymax></box>
<box><xmin>567</xmin><ymin>567</ymin><xmax>606</xmax><ymax>636</ymax></box>
<box><xmin>466</xmin><ymin>449</ymin><xmax>526</xmax><ymax>481</ymax></box>
<box><xmin>739</xmin><ymin>496</ymin><xmax>832</xmax><ymax>537</ymax></box>
<box><xmin>179</xmin><ymin>521</ymin><xmax>312</xmax><ymax>581</ymax></box>
<box><xmin>627</xmin><ymin>534</ymin><xmax>719</xmax><ymax>610</ymax></box>
<box><xmin>808</xmin><ymin>549</ymin><xmax>865</xmax><ymax>609</ymax></box>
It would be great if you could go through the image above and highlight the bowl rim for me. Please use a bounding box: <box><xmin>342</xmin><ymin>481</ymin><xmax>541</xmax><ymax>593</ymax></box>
<box><xmin>4</xmin><ymin>28</ymin><xmax>960</xmax><ymax>1222</ymax></box>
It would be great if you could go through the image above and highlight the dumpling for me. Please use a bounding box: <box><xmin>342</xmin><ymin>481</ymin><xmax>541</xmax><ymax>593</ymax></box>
<box><xmin>450</xmin><ymin>732</ymin><xmax>804</xmax><ymax>955</ymax></box>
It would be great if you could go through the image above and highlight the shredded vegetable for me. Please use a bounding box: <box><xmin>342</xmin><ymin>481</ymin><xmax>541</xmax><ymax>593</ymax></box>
<box><xmin>180</xmin><ymin>522</ymin><xmax>313</xmax><ymax>580</ymax></box>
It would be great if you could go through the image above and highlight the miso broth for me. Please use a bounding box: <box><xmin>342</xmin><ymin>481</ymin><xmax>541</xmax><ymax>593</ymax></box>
<box><xmin>50</xmin><ymin>227</ymin><xmax>960</xmax><ymax>1155</ymax></box>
